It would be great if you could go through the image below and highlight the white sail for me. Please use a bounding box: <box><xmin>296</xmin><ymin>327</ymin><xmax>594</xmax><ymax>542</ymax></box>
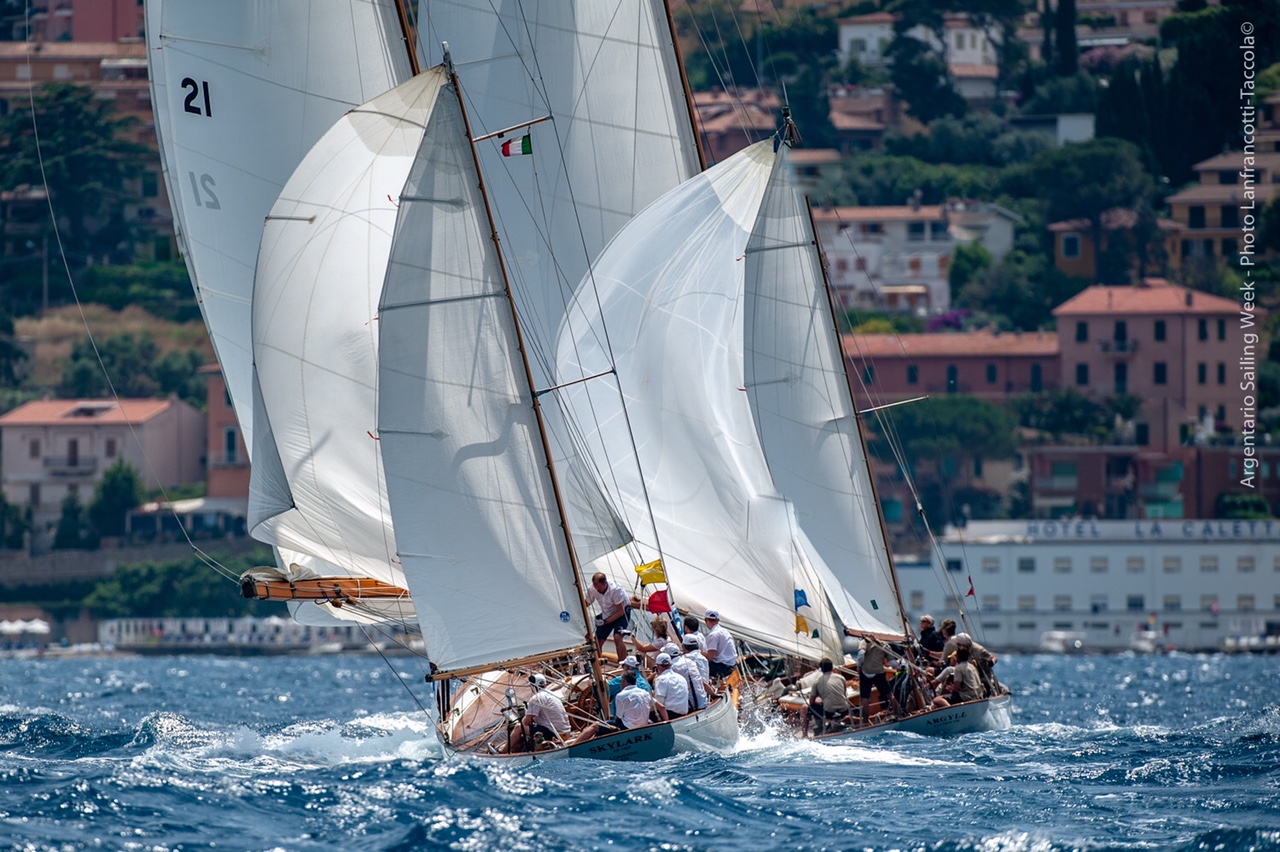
<box><xmin>743</xmin><ymin>149</ymin><xmax>905</xmax><ymax>637</ymax></box>
<box><xmin>418</xmin><ymin>1</ymin><xmax>700</xmax><ymax>371</ymax></box>
<box><xmin>377</xmin><ymin>69</ymin><xmax>589</xmax><ymax>673</ymax></box>
<box><xmin>146</xmin><ymin>0</ymin><xmax>415</xmax><ymax>454</ymax></box>
<box><xmin>250</xmin><ymin>74</ymin><xmax>446</xmax><ymax>587</ymax></box>
<box><xmin>557</xmin><ymin>142</ymin><xmax>851</xmax><ymax>662</ymax></box>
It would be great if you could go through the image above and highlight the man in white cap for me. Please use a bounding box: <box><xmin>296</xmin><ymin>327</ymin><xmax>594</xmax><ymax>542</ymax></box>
<box><xmin>571</xmin><ymin>669</ymin><xmax>655</xmax><ymax>745</ymax></box>
<box><xmin>519</xmin><ymin>672</ymin><xmax>571</xmax><ymax>752</ymax></box>
<box><xmin>669</xmin><ymin>641</ymin><xmax>709</xmax><ymax>711</ymax></box>
<box><xmin>606</xmin><ymin>655</ymin><xmax>651</xmax><ymax>717</ymax></box>
<box><xmin>703</xmin><ymin>610</ymin><xmax>739</xmax><ymax>682</ymax></box>
<box><xmin>680</xmin><ymin>633</ymin><xmax>710</xmax><ymax>682</ymax></box>
<box><xmin>652</xmin><ymin>652</ymin><xmax>691</xmax><ymax>719</ymax></box>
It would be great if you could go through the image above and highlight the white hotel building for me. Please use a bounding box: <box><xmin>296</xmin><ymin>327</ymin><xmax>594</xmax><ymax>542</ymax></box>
<box><xmin>897</xmin><ymin>520</ymin><xmax>1280</xmax><ymax>652</ymax></box>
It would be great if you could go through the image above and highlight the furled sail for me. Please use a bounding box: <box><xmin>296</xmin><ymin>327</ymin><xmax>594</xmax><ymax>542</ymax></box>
<box><xmin>743</xmin><ymin>149</ymin><xmax>906</xmax><ymax>637</ymax></box>
<box><xmin>377</xmin><ymin>69</ymin><xmax>591</xmax><ymax>673</ymax></box>
<box><xmin>250</xmin><ymin>74</ymin><xmax>447</xmax><ymax>587</ymax></box>
<box><xmin>557</xmin><ymin>142</ymin><xmax>855</xmax><ymax>662</ymax></box>
<box><xmin>146</xmin><ymin>0</ymin><xmax>415</xmax><ymax>454</ymax></box>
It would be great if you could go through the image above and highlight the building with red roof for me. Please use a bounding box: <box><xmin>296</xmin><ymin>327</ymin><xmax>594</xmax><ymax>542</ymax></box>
<box><xmin>0</xmin><ymin>397</ymin><xmax>205</xmax><ymax>547</ymax></box>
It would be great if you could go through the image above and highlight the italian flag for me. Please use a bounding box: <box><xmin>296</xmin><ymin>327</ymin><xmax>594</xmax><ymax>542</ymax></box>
<box><xmin>501</xmin><ymin>135</ymin><xmax>532</xmax><ymax>157</ymax></box>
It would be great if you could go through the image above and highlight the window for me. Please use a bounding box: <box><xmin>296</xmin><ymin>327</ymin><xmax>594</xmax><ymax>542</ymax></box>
<box><xmin>1274</xmin><ymin>554</ymin><xmax>1280</xmax><ymax>571</ymax></box>
<box><xmin>982</xmin><ymin>557</ymin><xmax>999</xmax><ymax>574</ymax></box>
<box><xmin>1198</xmin><ymin>318</ymin><xmax>1208</xmax><ymax>341</ymax></box>
<box><xmin>1154</xmin><ymin>362</ymin><xmax>1167</xmax><ymax>385</ymax></box>
<box><xmin>863</xmin><ymin>364</ymin><xmax>875</xmax><ymax>385</ymax></box>
<box><xmin>1154</xmin><ymin>320</ymin><xmax>1166</xmax><ymax>342</ymax></box>
<box><xmin>981</xmin><ymin>595</ymin><xmax>1000</xmax><ymax>611</ymax></box>
<box><xmin>1189</xmin><ymin>206</ymin><xmax>1205</xmax><ymax>228</ymax></box>
<box><xmin>986</xmin><ymin>364</ymin><xmax>997</xmax><ymax>384</ymax></box>
<box><xmin>1090</xmin><ymin>556</ymin><xmax>1109</xmax><ymax>573</ymax></box>
<box><xmin>930</xmin><ymin>221</ymin><xmax>948</xmax><ymax>240</ymax></box>
<box><xmin>1031</xmin><ymin>364</ymin><xmax>1043</xmax><ymax>392</ymax></box>
<box><xmin>946</xmin><ymin>559</ymin><xmax>963</xmax><ymax>573</ymax></box>
<box><xmin>105</xmin><ymin>438</ymin><xmax>117</xmax><ymax>458</ymax></box>
<box><xmin>1017</xmin><ymin>557</ymin><xmax>1035</xmax><ymax>573</ymax></box>
<box><xmin>142</xmin><ymin>172</ymin><xmax>159</xmax><ymax>198</ymax></box>
<box><xmin>1114</xmin><ymin>320</ymin><xmax>1127</xmax><ymax>342</ymax></box>
<box><xmin>1053</xmin><ymin>557</ymin><xmax>1071</xmax><ymax>573</ymax></box>
<box><xmin>1217</xmin><ymin>363</ymin><xmax>1226</xmax><ymax>385</ymax></box>
<box><xmin>1238</xmin><ymin>556</ymin><xmax>1256</xmax><ymax>573</ymax></box>
<box><xmin>1062</xmin><ymin>234</ymin><xmax>1081</xmax><ymax>258</ymax></box>
<box><xmin>973</xmin><ymin>456</ymin><xmax>984</xmax><ymax>478</ymax></box>
<box><xmin>1239</xmin><ymin>595</ymin><xmax>1256</xmax><ymax>611</ymax></box>
<box><xmin>1017</xmin><ymin>595</ymin><xmax>1036</xmax><ymax>611</ymax></box>
<box><xmin>1075</xmin><ymin>321</ymin><xmax>1088</xmax><ymax>342</ymax></box>
<box><xmin>909</xmin><ymin>591</ymin><xmax>924</xmax><ymax>610</ymax></box>
<box><xmin>1197</xmin><ymin>363</ymin><xmax>1207</xmax><ymax>384</ymax></box>
<box><xmin>1127</xmin><ymin>557</ymin><xmax>1145</xmax><ymax>574</ymax></box>
<box><xmin>1218</xmin><ymin>319</ymin><xmax>1226</xmax><ymax>341</ymax></box>
<box><xmin>908</xmin><ymin>222</ymin><xmax>925</xmax><ymax>242</ymax></box>
<box><xmin>224</xmin><ymin>427</ymin><xmax>239</xmax><ymax>465</ymax></box>
<box><xmin>1223</xmin><ymin>238</ymin><xmax>1238</xmax><ymax>255</ymax></box>
<box><xmin>1201</xmin><ymin>555</ymin><xmax>1219</xmax><ymax>573</ymax></box>
<box><xmin>1126</xmin><ymin>595</ymin><xmax>1145</xmax><ymax>612</ymax></box>
<box><xmin>28</xmin><ymin>439</ymin><xmax>39</xmax><ymax>459</ymax></box>
<box><xmin>1222</xmin><ymin>206</ymin><xmax>1239</xmax><ymax>227</ymax></box>
<box><xmin>1090</xmin><ymin>595</ymin><xmax>1108</xmax><ymax>613</ymax></box>
<box><xmin>1053</xmin><ymin>595</ymin><xmax>1072</xmax><ymax>611</ymax></box>
<box><xmin>907</xmin><ymin>365</ymin><xmax>918</xmax><ymax>385</ymax></box>
<box><xmin>1163</xmin><ymin>556</ymin><xmax>1181</xmax><ymax>573</ymax></box>
<box><xmin>1076</xmin><ymin>363</ymin><xmax>1089</xmax><ymax>385</ymax></box>
<box><xmin>1164</xmin><ymin>595</ymin><xmax>1181</xmax><ymax>611</ymax></box>
<box><xmin>1201</xmin><ymin>595</ymin><xmax>1218</xmax><ymax>612</ymax></box>
<box><xmin>946</xmin><ymin>365</ymin><xmax>958</xmax><ymax>393</ymax></box>
<box><xmin>1114</xmin><ymin>362</ymin><xmax>1127</xmax><ymax>394</ymax></box>
<box><xmin>1136</xmin><ymin>423</ymin><xmax>1149</xmax><ymax>445</ymax></box>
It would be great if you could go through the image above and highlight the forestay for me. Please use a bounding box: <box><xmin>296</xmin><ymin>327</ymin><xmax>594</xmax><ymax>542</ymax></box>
<box><xmin>250</xmin><ymin>74</ymin><xmax>447</xmax><ymax>589</ymax></box>
<box><xmin>557</xmin><ymin>142</ymin><xmax>852</xmax><ymax>663</ymax></box>
<box><xmin>743</xmin><ymin>150</ymin><xmax>904</xmax><ymax>637</ymax></box>
<box><xmin>376</xmin><ymin>70</ymin><xmax>595</xmax><ymax>673</ymax></box>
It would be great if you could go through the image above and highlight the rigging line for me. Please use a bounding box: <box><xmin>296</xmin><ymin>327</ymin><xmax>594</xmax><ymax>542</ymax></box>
<box><xmin>357</xmin><ymin>620</ymin><xmax>433</xmax><ymax>717</ymax></box>
<box><xmin>20</xmin><ymin>4</ymin><xmax>240</xmax><ymax>582</ymax></box>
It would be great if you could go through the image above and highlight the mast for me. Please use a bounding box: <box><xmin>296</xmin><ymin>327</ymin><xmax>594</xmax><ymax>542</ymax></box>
<box><xmin>662</xmin><ymin>0</ymin><xmax>707</xmax><ymax>170</ymax></box>
<box><xmin>393</xmin><ymin>0</ymin><xmax>421</xmax><ymax>74</ymax></box>
<box><xmin>440</xmin><ymin>47</ymin><xmax>611</xmax><ymax>708</ymax></box>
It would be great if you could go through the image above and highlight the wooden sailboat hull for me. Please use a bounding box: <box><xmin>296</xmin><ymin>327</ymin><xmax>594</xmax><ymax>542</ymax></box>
<box><xmin>809</xmin><ymin>694</ymin><xmax>1013</xmax><ymax>742</ymax></box>
<box><xmin>439</xmin><ymin>691</ymin><xmax>739</xmax><ymax>764</ymax></box>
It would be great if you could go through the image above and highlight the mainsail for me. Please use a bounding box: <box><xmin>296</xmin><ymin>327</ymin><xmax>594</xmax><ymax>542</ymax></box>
<box><xmin>146</xmin><ymin>0</ymin><xmax>415</xmax><ymax>454</ymax></box>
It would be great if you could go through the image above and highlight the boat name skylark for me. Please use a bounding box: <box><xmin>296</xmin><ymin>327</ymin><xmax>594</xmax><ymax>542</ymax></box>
<box><xmin>588</xmin><ymin>732</ymin><xmax>656</xmax><ymax>755</ymax></box>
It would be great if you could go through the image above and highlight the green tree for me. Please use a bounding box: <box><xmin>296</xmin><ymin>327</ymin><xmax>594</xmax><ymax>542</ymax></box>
<box><xmin>89</xmin><ymin>460</ymin><xmax>144</xmax><ymax>538</ymax></box>
<box><xmin>84</xmin><ymin>548</ymin><xmax>282</xmax><ymax>618</ymax></box>
<box><xmin>0</xmin><ymin>309</ymin><xmax>28</xmax><ymax>387</ymax></box>
<box><xmin>1054</xmin><ymin>0</ymin><xmax>1078</xmax><ymax>75</ymax></box>
<box><xmin>0</xmin><ymin>491</ymin><xmax>30</xmax><ymax>550</ymax></box>
<box><xmin>77</xmin><ymin>261</ymin><xmax>202</xmax><ymax>323</ymax></box>
<box><xmin>949</xmin><ymin>241</ymin><xmax>993</xmax><ymax>302</ymax></box>
<box><xmin>887</xmin><ymin>36</ymin><xmax>967</xmax><ymax>123</ymax></box>
<box><xmin>1014</xmin><ymin>388</ymin><xmax>1108</xmax><ymax>438</ymax></box>
<box><xmin>0</xmin><ymin>83</ymin><xmax>150</xmax><ymax>262</ymax></box>
<box><xmin>58</xmin><ymin>332</ymin><xmax>159</xmax><ymax>398</ymax></box>
<box><xmin>52</xmin><ymin>492</ymin><xmax>98</xmax><ymax>550</ymax></box>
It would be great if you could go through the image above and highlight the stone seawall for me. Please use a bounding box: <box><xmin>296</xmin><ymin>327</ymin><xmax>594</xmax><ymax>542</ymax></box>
<box><xmin>0</xmin><ymin>538</ymin><xmax>261</xmax><ymax>588</ymax></box>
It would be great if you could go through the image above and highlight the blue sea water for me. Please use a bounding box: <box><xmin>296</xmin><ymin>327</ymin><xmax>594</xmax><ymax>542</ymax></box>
<box><xmin>0</xmin><ymin>651</ymin><xmax>1277</xmax><ymax>851</ymax></box>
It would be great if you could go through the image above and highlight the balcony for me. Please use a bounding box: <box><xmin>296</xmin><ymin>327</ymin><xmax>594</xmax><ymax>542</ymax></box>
<box><xmin>42</xmin><ymin>456</ymin><xmax>99</xmax><ymax>476</ymax></box>
<box><xmin>1139</xmin><ymin>481</ymin><xmax>1181</xmax><ymax>499</ymax></box>
<box><xmin>1034</xmin><ymin>475</ymin><xmax>1079</xmax><ymax>492</ymax></box>
<box><xmin>1098</xmin><ymin>339</ymin><xmax>1139</xmax><ymax>356</ymax></box>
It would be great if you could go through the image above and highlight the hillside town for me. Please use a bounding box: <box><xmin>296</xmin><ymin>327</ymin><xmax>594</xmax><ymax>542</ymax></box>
<box><xmin>0</xmin><ymin>0</ymin><xmax>1276</xmax><ymax>655</ymax></box>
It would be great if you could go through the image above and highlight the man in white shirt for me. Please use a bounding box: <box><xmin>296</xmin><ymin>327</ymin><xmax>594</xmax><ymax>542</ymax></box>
<box><xmin>519</xmin><ymin>672</ymin><xmax>571</xmax><ymax>752</ymax></box>
<box><xmin>680</xmin><ymin>633</ymin><xmax>710</xmax><ymax>682</ymax></box>
<box><xmin>652</xmin><ymin>652</ymin><xmax>691</xmax><ymax>719</ymax></box>
<box><xmin>571</xmin><ymin>669</ymin><xmax>655</xmax><ymax>745</ymax></box>
<box><xmin>586</xmin><ymin>572</ymin><xmax>631</xmax><ymax>662</ymax></box>
<box><xmin>670</xmin><ymin>644</ymin><xmax>709</xmax><ymax>712</ymax></box>
<box><xmin>703</xmin><ymin>609</ymin><xmax>739</xmax><ymax>681</ymax></box>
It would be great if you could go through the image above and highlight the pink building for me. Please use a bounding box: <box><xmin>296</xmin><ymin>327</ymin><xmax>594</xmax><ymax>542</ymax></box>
<box><xmin>1053</xmin><ymin>278</ymin><xmax>1244</xmax><ymax>451</ymax></box>
<box><xmin>0</xmin><ymin>397</ymin><xmax>206</xmax><ymax>542</ymax></box>
<box><xmin>201</xmin><ymin>365</ymin><xmax>250</xmax><ymax>500</ymax></box>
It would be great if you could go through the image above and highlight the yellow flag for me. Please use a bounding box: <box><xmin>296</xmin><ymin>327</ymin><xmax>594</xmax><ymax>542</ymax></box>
<box><xmin>795</xmin><ymin>614</ymin><xmax>810</xmax><ymax>635</ymax></box>
<box><xmin>634</xmin><ymin>559</ymin><xmax>667</xmax><ymax>586</ymax></box>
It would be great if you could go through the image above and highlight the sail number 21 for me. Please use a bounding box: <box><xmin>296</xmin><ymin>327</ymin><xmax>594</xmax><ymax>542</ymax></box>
<box><xmin>181</xmin><ymin>77</ymin><xmax>212</xmax><ymax>117</ymax></box>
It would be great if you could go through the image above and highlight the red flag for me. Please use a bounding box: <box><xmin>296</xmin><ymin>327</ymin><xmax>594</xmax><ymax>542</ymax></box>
<box><xmin>965</xmin><ymin>576</ymin><xmax>976</xmax><ymax>598</ymax></box>
<box><xmin>647</xmin><ymin>589</ymin><xmax>672</xmax><ymax>613</ymax></box>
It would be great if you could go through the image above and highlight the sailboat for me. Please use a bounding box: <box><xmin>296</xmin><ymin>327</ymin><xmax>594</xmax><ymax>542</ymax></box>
<box><xmin>373</xmin><ymin>56</ymin><xmax>737</xmax><ymax>761</ymax></box>
<box><xmin>556</xmin><ymin>133</ymin><xmax>1012</xmax><ymax>739</ymax></box>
